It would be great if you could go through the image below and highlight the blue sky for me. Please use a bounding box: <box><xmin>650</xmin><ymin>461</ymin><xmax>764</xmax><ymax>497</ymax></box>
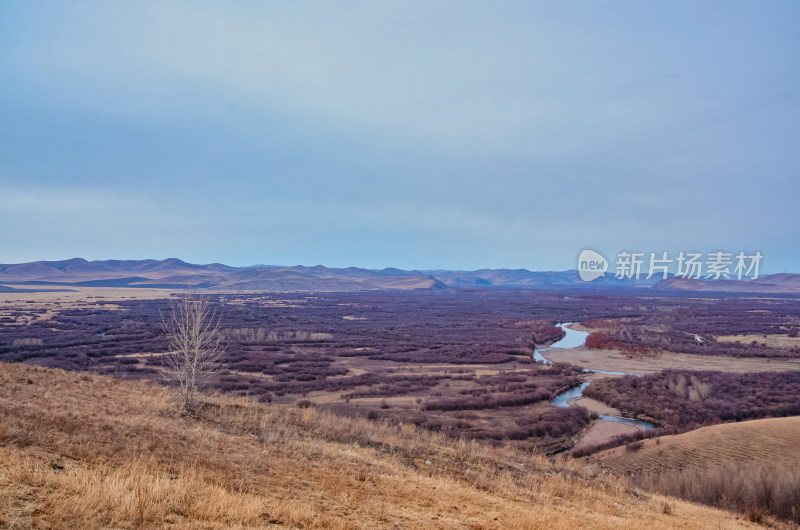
<box><xmin>1</xmin><ymin>1</ymin><xmax>798</xmax><ymax>271</ymax></box>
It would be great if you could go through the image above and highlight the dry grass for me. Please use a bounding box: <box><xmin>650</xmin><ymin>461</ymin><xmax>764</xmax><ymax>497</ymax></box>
<box><xmin>545</xmin><ymin>346</ymin><xmax>800</xmax><ymax>374</ymax></box>
<box><xmin>586</xmin><ymin>417</ymin><xmax>800</xmax><ymax>526</ymax></box>
<box><xmin>716</xmin><ymin>333</ymin><xmax>800</xmax><ymax>349</ymax></box>
<box><xmin>585</xmin><ymin>416</ymin><xmax>800</xmax><ymax>475</ymax></box>
<box><xmin>0</xmin><ymin>286</ymin><xmax>164</xmax><ymax>327</ymax></box>
<box><xmin>0</xmin><ymin>362</ymin><xmax>759</xmax><ymax>529</ymax></box>
<box><xmin>635</xmin><ymin>463</ymin><xmax>800</xmax><ymax>524</ymax></box>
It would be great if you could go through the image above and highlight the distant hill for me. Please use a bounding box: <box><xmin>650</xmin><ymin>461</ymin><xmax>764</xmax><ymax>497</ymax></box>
<box><xmin>0</xmin><ymin>258</ymin><xmax>797</xmax><ymax>293</ymax></box>
<box><xmin>0</xmin><ymin>259</ymin><xmax>449</xmax><ymax>291</ymax></box>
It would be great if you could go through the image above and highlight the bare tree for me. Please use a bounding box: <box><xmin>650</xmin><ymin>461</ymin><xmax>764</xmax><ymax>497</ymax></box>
<box><xmin>162</xmin><ymin>294</ymin><xmax>226</xmax><ymax>414</ymax></box>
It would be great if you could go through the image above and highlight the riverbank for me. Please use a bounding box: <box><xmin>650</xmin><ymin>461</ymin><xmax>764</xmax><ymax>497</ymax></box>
<box><xmin>568</xmin><ymin>395</ymin><xmax>620</xmax><ymax>416</ymax></box>
<box><xmin>567</xmin><ymin>395</ymin><xmax>647</xmax><ymax>450</ymax></box>
<box><xmin>574</xmin><ymin>419</ymin><xmax>645</xmax><ymax>451</ymax></box>
<box><xmin>540</xmin><ymin>324</ymin><xmax>657</xmax><ymax>450</ymax></box>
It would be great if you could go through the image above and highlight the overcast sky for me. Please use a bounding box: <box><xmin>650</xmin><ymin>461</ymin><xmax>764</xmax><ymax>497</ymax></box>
<box><xmin>1</xmin><ymin>1</ymin><xmax>798</xmax><ymax>271</ymax></box>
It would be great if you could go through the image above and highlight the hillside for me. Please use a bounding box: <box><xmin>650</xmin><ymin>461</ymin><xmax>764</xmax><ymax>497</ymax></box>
<box><xmin>0</xmin><ymin>362</ymin><xmax>757</xmax><ymax>529</ymax></box>
<box><xmin>584</xmin><ymin>417</ymin><xmax>800</xmax><ymax>524</ymax></box>
<box><xmin>585</xmin><ymin>416</ymin><xmax>800</xmax><ymax>476</ymax></box>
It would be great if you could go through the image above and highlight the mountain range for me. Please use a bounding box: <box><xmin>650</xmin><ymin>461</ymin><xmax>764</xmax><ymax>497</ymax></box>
<box><xmin>0</xmin><ymin>258</ymin><xmax>798</xmax><ymax>293</ymax></box>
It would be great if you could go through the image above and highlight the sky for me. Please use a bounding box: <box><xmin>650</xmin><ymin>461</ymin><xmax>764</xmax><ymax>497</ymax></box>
<box><xmin>1</xmin><ymin>1</ymin><xmax>798</xmax><ymax>272</ymax></box>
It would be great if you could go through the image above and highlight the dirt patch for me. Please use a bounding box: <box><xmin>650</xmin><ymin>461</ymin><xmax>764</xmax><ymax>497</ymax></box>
<box><xmin>574</xmin><ymin>420</ymin><xmax>645</xmax><ymax>452</ymax></box>
<box><xmin>568</xmin><ymin>396</ymin><xmax>621</xmax><ymax>416</ymax></box>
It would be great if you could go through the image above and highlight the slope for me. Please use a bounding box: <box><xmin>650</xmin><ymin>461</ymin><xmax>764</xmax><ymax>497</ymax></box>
<box><xmin>0</xmin><ymin>362</ymin><xmax>757</xmax><ymax>529</ymax></box>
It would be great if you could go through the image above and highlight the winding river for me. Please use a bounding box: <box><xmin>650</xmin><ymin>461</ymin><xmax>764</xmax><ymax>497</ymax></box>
<box><xmin>535</xmin><ymin>323</ymin><xmax>656</xmax><ymax>430</ymax></box>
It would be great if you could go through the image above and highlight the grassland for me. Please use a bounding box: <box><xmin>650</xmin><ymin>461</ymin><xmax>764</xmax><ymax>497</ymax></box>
<box><xmin>0</xmin><ymin>361</ymin><xmax>762</xmax><ymax>529</ymax></box>
<box><xmin>585</xmin><ymin>416</ymin><xmax>800</xmax><ymax>475</ymax></box>
<box><xmin>585</xmin><ymin>417</ymin><xmax>800</xmax><ymax>524</ymax></box>
<box><xmin>544</xmin><ymin>346</ymin><xmax>800</xmax><ymax>374</ymax></box>
<box><xmin>717</xmin><ymin>334</ymin><xmax>800</xmax><ymax>349</ymax></box>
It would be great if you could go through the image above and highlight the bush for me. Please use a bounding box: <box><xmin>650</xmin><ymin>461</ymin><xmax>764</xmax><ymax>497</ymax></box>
<box><xmin>585</xmin><ymin>332</ymin><xmax>609</xmax><ymax>349</ymax></box>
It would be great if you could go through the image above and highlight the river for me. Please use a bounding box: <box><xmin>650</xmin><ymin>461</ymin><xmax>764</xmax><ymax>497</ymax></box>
<box><xmin>535</xmin><ymin>323</ymin><xmax>656</xmax><ymax>430</ymax></box>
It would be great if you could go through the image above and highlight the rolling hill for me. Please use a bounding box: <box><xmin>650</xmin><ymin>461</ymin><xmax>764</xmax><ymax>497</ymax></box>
<box><xmin>585</xmin><ymin>416</ymin><xmax>800</xmax><ymax>476</ymax></box>
<box><xmin>584</xmin><ymin>417</ymin><xmax>800</xmax><ymax>524</ymax></box>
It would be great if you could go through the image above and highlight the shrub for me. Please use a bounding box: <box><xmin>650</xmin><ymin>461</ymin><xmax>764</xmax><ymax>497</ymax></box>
<box><xmin>585</xmin><ymin>332</ymin><xmax>609</xmax><ymax>349</ymax></box>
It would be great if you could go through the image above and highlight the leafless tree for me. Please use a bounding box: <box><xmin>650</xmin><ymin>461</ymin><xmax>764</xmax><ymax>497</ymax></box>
<box><xmin>162</xmin><ymin>294</ymin><xmax>226</xmax><ymax>414</ymax></box>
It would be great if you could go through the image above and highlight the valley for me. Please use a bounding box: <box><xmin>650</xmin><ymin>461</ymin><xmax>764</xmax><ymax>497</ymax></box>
<box><xmin>2</xmin><ymin>265</ymin><xmax>800</xmax><ymax>525</ymax></box>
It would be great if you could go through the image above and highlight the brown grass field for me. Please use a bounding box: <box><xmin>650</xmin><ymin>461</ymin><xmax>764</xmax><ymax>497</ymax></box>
<box><xmin>0</xmin><ymin>287</ymin><xmax>175</xmax><ymax>327</ymax></box>
<box><xmin>0</xmin><ymin>362</ymin><xmax>764</xmax><ymax>529</ymax></box>
<box><xmin>716</xmin><ymin>334</ymin><xmax>800</xmax><ymax>349</ymax></box>
<box><xmin>544</xmin><ymin>346</ymin><xmax>800</xmax><ymax>374</ymax></box>
<box><xmin>585</xmin><ymin>417</ymin><xmax>800</xmax><ymax>524</ymax></box>
<box><xmin>585</xmin><ymin>416</ymin><xmax>800</xmax><ymax>476</ymax></box>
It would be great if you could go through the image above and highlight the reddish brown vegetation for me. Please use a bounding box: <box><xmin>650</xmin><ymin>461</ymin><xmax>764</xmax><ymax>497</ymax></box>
<box><xmin>3</xmin><ymin>289</ymin><xmax>800</xmax><ymax>455</ymax></box>
<box><xmin>585</xmin><ymin>332</ymin><xmax>610</xmax><ymax>349</ymax></box>
<box><xmin>585</xmin><ymin>331</ymin><xmax>653</xmax><ymax>357</ymax></box>
<box><xmin>582</xmin><ymin>304</ymin><xmax>800</xmax><ymax>358</ymax></box>
<box><xmin>580</xmin><ymin>318</ymin><xmax>624</xmax><ymax>329</ymax></box>
<box><xmin>584</xmin><ymin>370</ymin><xmax>800</xmax><ymax>429</ymax></box>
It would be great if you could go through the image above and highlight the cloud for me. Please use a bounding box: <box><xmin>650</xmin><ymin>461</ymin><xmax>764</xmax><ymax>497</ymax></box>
<box><xmin>0</xmin><ymin>1</ymin><xmax>798</xmax><ymax>270</ymax></box>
